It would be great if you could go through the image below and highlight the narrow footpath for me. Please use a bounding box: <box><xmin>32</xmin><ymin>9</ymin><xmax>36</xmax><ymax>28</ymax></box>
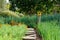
<box><xmin>22</xmin><ymin>28</ymin><xmax>42</xmax><ymax>40</ymax></box>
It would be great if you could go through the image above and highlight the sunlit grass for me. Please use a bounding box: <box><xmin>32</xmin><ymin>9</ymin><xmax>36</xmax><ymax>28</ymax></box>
<box><xmin>0</xmin><ymin>24</ymin><xmax>27</xmax><ymax>40</ymax></box>
<box><xmin>38</xmin><ymin>21</ymin><xmax>60</xmax><ymax>40</ymax></box>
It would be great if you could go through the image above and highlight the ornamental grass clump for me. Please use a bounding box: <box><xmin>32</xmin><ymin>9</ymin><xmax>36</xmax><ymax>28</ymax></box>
<box><xmin>0</xmin><ymin>24</ymin><xmax>27</xmax><ymax>40</ymax></box>
<box><xmin>38</xmin><ymin>21</ymin><xmax>60</xmax><ymax>40</ymax></box>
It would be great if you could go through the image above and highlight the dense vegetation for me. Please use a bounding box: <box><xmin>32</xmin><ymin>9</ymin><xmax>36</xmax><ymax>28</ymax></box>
<box><xmin>0</xmin><ymin>13</ymin><xmax>60</xmax><ymax>27</ymax></box>
<box><xmin>9</xmin><ymin>0</ymin><xmax>58</xmax><ymax>14</ymax></box>
<box><xmin>0</xmin><ymin>0</ymin><xmax>60</xmax><ymax>40</ymax></box>
<box><xmin>38</xmin><ymin>21</ymin><xmax>60</xmax><ymax>40</ymax></box>
<box><xmin>0</xmin><ymin>24</ymin><xmax>27</xmax><ymax>40</ymax></box>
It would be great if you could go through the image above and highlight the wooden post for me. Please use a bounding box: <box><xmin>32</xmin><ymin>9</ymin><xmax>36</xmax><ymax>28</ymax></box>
<box><xmin>37</xmin><ymin>11</ymin><xmax>42</xmax><ymax>24</ymax></box>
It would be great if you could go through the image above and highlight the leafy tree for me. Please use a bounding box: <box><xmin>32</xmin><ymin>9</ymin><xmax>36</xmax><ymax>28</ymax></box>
<box><xmin>9</xmin><ymin>0</ymin><xmax>57</xmax><ymax>15</ymax></box>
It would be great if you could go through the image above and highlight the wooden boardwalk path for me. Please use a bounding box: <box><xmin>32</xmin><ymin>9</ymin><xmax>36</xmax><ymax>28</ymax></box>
<box><xmin>22</xmin><ymin>28</ymin><xmax>42</xmax><ymax>40</ymax></box>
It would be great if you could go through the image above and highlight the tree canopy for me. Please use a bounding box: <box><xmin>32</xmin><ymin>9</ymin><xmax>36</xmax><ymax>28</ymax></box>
<box><xmin>9</xmin><ymin>0</ymin><xmax>59</xmax><ymax>14</ymax></box>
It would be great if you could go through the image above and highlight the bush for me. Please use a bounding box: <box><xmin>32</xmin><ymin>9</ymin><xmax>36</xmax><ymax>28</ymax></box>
<box><xmin>19</xmin><ymin>15</ymin><xmax>37</xmax><ymax>28</ymax></box>
<box><xmin>41</xmin><ymin>14</ymin><xmax>60</xmax><ymax>22</ymax></box>
<box><xmin>0</xmin><ymin>14</ymin><xmax>37</xmax><ymax>28</ymax></box>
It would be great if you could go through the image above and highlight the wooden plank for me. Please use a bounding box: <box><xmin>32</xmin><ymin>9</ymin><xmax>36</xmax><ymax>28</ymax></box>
<box><xmin>23</xmin><ymin>36</ymin><xmax>36</xmax><ymax>40</ymax></box>
<box><xmin>27</xmin><ymin>28</ymin><xmax>35</xmax><ymax>31</ymax></box>
<box><xmin>28</xmin><ymin>34</ymin><xmax>36</xmax><ymax>37</ymax></box>
<box><xmin>25</xmin><ymin>31</ymin><xmax>36</xmax><ymax>35</ymax></box>
<box><xmin>26</xmin><ymin>31</ymin><xmax>36</xmax><ymax>34</ymax></box>
<box><xmin>25</xmin><ymin>32</ymin><xmax>36</xmax><ymax>35</ymax></box>
<box><xmin>23</xmin><ymin>28</ymin><xmax>37</xmax><ymax>40</ymax></box>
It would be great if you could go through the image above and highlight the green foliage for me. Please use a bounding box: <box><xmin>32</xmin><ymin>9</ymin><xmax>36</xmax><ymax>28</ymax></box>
<box><xmin>0</xmin><ymin>24</ymin><xmax>27</xmax><ymax>40</ymax></box>
<box><xmin>19</xmin><ymin>15</ymin><xmax>37</xmax><ymax>28</ymax></box>
<box><xmin>9</xmin><ymin>0</ymin><xmax>55</xmax><ymax>14</ymax></box>
<box><xmin>0</xmin><ymin>16</ymin><xmax>5</xmax><ymax>24</ymax></box>
<box><xmin>41</xmin><ymin>14</ymin><xmax>60</xmax><ymax>22</ymax></box>
<box><xmin>0</xmin><ymin>14</ymin><xmax>37</xmax><ymax>28</ymax></box>
<box><xmin>0</xmin><ymin>10</ymin><xmax>20</xmax><ymax>24</ymax></box>
<box><xmin>38</xmin><ymin>21</ymin><xmax>60</xmax><ymax>40</ymax></box>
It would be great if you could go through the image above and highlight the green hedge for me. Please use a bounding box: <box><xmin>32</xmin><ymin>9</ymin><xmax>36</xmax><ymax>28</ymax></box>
<box><xmin>41</xmin><ymin>14</ymin><xmax>60</xmax><ymax>22</ymax></box>
<box><xmin>0</xmin><ymin>15</ymin><xmax>37</xmax><ymax>28</ymax></box>
<box><xmin>19</xmin><ymin>15</ymin><xmax>37</xmax><ymax>28</ymax></box>
<box><xmin>0</xmin><ymin>13</ymin><xmax>60</xmax><ymax>28</ymax></box>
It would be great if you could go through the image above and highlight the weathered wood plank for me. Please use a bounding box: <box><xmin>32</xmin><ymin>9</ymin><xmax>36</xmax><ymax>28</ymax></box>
<box><xmin>27</xmin><ymin>28</ymin><xmax>35</xmax><ymax>31</ymax></box>
<box><xmin>23</xmin><ymin>36</ymin><xmax>36</xmax><ymax>40</ymax></box>
<box><xmin>22</xmin><ymin>28</ymin><xmax>37</xmax><ymax>40</ymax></box>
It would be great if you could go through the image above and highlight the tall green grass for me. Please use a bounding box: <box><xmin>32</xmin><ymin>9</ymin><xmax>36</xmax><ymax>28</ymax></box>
<box><xmin>38</xmin><ymin>21</ymin><xmax>60</xmax><ymax>40</ymax></box>
<box><xmin>0</xmin><ymin>15</ymin><xmax>37</xmax><ymax>28</ymax></box>
<box><xmin>0</xmin><ymin>24</ymin><xmax>27</xmax><ymax>40</ymax></box>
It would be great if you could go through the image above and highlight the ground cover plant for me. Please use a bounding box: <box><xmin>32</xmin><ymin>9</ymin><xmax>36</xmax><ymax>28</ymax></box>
<box><xmin>38</xmin><ymin>21</ymin><xmax>60</xmax><ymax>40</ymax></box>
<box><xmin>0</xmin><ymin>24</ymin><xmax>27</xmax><ymax>40</ymax></box>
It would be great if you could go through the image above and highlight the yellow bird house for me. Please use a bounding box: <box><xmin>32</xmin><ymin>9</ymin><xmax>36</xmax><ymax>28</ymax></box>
<box><xmin>37</xmin><ymin>11</ymin><xmax>42</xmax><ymax>16</ymax></box>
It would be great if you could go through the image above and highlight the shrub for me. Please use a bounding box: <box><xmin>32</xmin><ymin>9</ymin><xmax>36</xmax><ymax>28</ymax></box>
<box><xmin>20</xmin><ymin>15</ymin><xmax>37</xmax><ymax>28</ymax></box>
<box><xmin>41</xmin><ymin>14</ymin><xmax>60</xmax><ymax>22</ymax></box>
